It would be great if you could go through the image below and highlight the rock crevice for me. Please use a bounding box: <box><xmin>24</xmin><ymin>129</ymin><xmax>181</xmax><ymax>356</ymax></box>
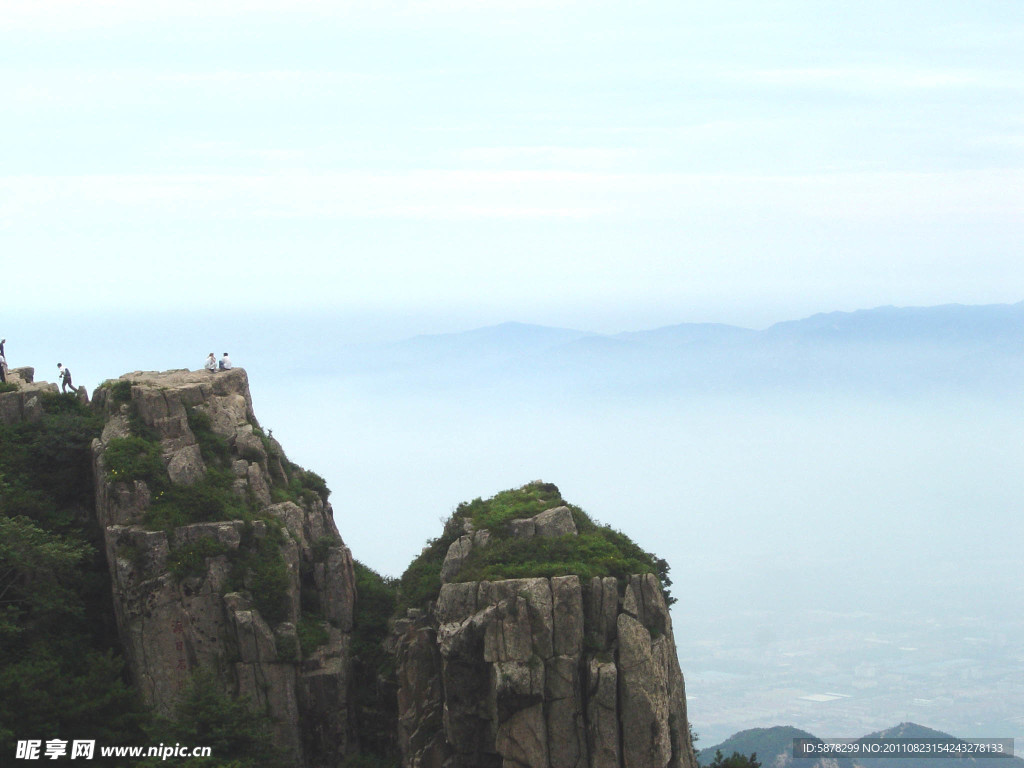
<box><xmin>395</xmin><ymin>567</ymin><xmax>696</xmax><ymax>768</ymax></box>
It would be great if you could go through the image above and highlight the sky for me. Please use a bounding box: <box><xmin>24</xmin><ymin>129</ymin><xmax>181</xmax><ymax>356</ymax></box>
<box><xmin>2</xmin><ymin>0</ymin><xmax>1022</xmax><ymax>336</ymax></box>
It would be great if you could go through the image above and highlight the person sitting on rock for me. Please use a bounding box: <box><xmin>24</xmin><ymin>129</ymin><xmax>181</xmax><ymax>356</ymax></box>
<box><xmin>204</xmin><ymin>353</ymin><xmax>218</xmax><ymax>373</ymax></box>
<box><xmin>57</xmin><ymin>363</ymin><xmax>75</xmax><ymax>394</ymax></box>
<box><xmin>219</xmin><ymin>352</ymin><xmax>233</xmax><ymax>371</ymax></box>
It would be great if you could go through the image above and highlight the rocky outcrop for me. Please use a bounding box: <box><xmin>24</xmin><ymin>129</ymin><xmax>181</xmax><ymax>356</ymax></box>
<box><xmin>439</xmin><ymin>506</ymin><xmax>577</xmax><ymax>585</ymax></box>
<box><xmin>395</xmin><ymin>538</ymin><xmax>696</xmax><ymax>768</ymax></box>
<box><xmin>0</xmin><ymin>363</ymin><xmax>698</xmax><ymax>768</ymax></box>
<box><xmin>91</xmin><ymin>369</ymin><xmax>358</xmax><ymax>767</ymax></box>
<box><xmin>0</xmin><ymin>368</ymin><xmax>62</xmax><ymax>425</ymax></box>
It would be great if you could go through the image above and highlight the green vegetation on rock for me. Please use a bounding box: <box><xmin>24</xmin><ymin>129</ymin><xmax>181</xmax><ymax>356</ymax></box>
<box><xmin>228</xmin><ymin>522</ymin><xmax>292</xmax><ymax>625</ymax></box>
<box><xmin>462</xmin><ymin>482</ymin><xmax>565</xmax><ymax>532</ymax></box>
<box><xmin>398</xmin><ymin>482</ymin><xmax>673</xmax><ymax>610</ymax></box>
<box><xmin>168</xmin><ymin>537</ymin><xmax>232</xmax><ymax>581</ymax></box>
<box><xmin>349</xmin><ymin>561</ymin><xmax>400</xmax><ymax>768</ymax></box>
<box><xmin>104</xmin><ymin>436</ymin><xmax>163</xmax><ymax>484</ymax></box>
<box><xmin>0</xmin><ymin>397</ymin><xmax>149</xmax><ymax>764</ymax></box>
<box><xmin>140</xmin><ymin>669</ymin><xmax>288</xmax><ymax>768</ymax></box>
<box><xmin>297</xmin><ymin>614</ymin><xmax>330</xmax><ymax>656</ymax></box>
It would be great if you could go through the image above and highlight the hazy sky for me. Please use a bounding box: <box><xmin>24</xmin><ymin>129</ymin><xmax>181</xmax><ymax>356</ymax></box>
<box><xmin>2</xmin><ymin>0</ymin><xmax>1022</xmax><ymax>332</ymax></box>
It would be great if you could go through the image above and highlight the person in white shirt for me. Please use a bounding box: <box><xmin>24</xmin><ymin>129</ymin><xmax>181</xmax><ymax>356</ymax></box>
<box><xmin>219</xmin><ymin>353</ymin><xmax>233</xmax><ymax>371</ymax></box>
<box><xmin>204</xmin><ymin>353</ymin><xmax>217</xmax><ymax>373</ymax></box>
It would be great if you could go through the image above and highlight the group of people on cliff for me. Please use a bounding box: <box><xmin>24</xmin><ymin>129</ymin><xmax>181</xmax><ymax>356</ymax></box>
<box><xmin>204</xmin><ymin>352</ymin><xmax>233</xmax><ymax>373</ymax></box>
<box><xmin>1</xmin><ymin>338</ymin><xmax>235</xmax><ymax>392</ymax></box>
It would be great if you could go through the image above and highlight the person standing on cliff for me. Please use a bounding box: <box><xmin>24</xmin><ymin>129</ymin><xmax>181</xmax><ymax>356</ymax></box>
<box><xmin>57</xmin><ymin>363</ymin><xmax>75</xmax><ymax>394</ymax></box>
<box><xmin>204</xmin><ymin>352</ymin><xmax>217</xmax><ymax>373</ymax></box>
<box><xmin>0</xmin><ymin>339</ymin><xmax>7</xmax><ymax>384</ymax></box>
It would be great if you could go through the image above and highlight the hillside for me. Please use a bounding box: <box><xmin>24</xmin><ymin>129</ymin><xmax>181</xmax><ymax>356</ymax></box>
<box><xmin>324</xmin><ymin>302</ymin><xmax>1024</xmax><ymax>397</ymax></box>
<box><xmin>699</xmin><ymin>723</ymin><xmax>1023</xmax><ymax>768</ymax></box>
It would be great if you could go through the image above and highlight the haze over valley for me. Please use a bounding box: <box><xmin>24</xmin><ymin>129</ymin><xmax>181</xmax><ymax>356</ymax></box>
<box><xmin>16</xmin><ymin>301</ymin><xmax>1024</xmax><ymax>747</ymax></box>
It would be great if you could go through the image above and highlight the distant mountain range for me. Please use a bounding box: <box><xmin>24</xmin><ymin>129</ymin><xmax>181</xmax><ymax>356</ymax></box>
<box><xmin>699</xmin><ymin>721</ymin><xmax>1023</xmax><ymax>767</ymax></box>
<box><xmin>329</xmin><ymin>302</ymin><xmax>1024</xmax><ymax>396</ymax></box>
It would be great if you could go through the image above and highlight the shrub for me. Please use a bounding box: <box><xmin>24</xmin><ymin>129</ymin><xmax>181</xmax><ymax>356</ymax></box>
<box><xmin>463</xmin><ymin>482</ymin><xmax>563</xmax><ymax>533</ymax></box>
<box><xmin>140</xmin><ymin>669</ymin><xmax>288</xmax><ymax>768</ymax></box>
<box><xmin>0</xmin><ymin>381</ymin><xmax>19</xmax><ymax>393</ymax></box>
<box><xmin>276</xmin><ymin>632</ymin><xmax>299</xmax><ymax>662</ymax></box>
<box><xmin>104</xmin><ymin>437</ymin><xmax>163</xmax><ymax>484</ymax></box>
<box><xmin>228</xmin><ymin>523</ymin><xmax>291</xmax><ymax>626</ymax></box>
<box><xmin>397</xmin><ymin>531</ymin><xmax>460</xmax><ymax>611</ymax></box>
<box><xmin>297</xmin><ymin>615</ymin><xmax>330</xmax><ymax>656</ymax></box>
<box><xmin>186</xmin><ymin>407</ymin><xmax>231</xmax><ymax>468</ymax></box>
<box><xmin>0</xmin><ymin>409</ymin><xmax>150</xmax><ymax>762</ymax></box>
<box><xmin>107</xmin><ymin>380</ymin><xmax>133</xmax><ymax>405</ymax></box>
<box><xmin>312</xmin><ymin>535</ymin><xmax>335</xmax><ymax>563</ymax></box>
<box><xmin>168</xmin><ymin>537</ymin><xmax>231</xmax><ymax>581</ymax></box>
<box><xmin>399</xmin><ymin>482</ymin><xmax>674</xmax><ymax>609</ymax></box>
<box><xmin>350</xmin><ymin>562</ymin><xmax>399</xmax><ymax>763</ymax></box>
<box><xmin>145</xmin><ymin>468</ymin><xmax>249</xmax><ymax>530</ymax></box>
<box><xmin>456</xmin><ymin>531</ymin><xmax>654</xmax><ymax>583</ymax></box>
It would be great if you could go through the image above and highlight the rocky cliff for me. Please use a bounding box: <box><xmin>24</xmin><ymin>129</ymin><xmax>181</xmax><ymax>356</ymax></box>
<box><xmin>390</xmin><ymin>488</ymin><xmax>697</xmax><ymax>768</ymax></box>
<box><xmin>1</xmin><ymin>367</ymin><xmax>696</xmax><ymax>768</ymax></box>
<box><xmin>90</xmin><ymin>369</ymin><xmax>357</xmax><ymax>767</ymax></box>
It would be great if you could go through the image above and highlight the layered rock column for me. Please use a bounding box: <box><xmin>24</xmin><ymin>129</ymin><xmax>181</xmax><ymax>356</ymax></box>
<box><xmin>90</xmin><ymin>369</ymin><xmax>357</xmax><ymax>768</ymax></box>
<box><xmin>394</xmin><ymin>572</ymin><xmax>696</xmax><ymax>768</ymax></box>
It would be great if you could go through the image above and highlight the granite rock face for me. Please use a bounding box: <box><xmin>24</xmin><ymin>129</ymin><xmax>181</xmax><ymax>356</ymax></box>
<box><xmin>5</xmin><ymin>364</ymin><xmax>697</xmax><ymax>768</ymax></box>
<box><xmin>0</xmin><ymin>369</ymin><xmax>62</xmax><ymax>425</ymax></box>
<box><xmin>91</xmin><ymin>369</ymin><xmax>357</xmax><ymax>768</ymax></box>
<box><xmin>395</xmin><ymin>564</ymin><xmax>696</xmax><ymax>768</ymax></box>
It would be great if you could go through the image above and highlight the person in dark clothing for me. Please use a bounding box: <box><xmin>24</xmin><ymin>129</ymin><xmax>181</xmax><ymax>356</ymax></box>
<box><xmin>0</xmin><ymin>339</ymin><xmax>6</xmax><ymax>384</ymax></box>
<box><xmin>58</xmin><ymin>363</ymin><xmax>75</xmax><ymax>394</ymax></box>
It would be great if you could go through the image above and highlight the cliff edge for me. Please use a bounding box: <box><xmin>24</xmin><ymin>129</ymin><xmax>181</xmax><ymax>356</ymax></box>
<box><xmin>90</xmin><ymin>368</ymin><xmax>357</xmax><ymax>767</ymax></box>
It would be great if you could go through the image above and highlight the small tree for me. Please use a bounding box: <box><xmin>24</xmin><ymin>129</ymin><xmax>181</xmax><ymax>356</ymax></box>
<box><xmin>141</xmin><ymin>670</ymin><xmax>288</xmax><ymax>767</ymax></box>
<box><xmin>708</xmin><ymin>749</ymin><xmax>761</xmax><ymax>768</ymax></box>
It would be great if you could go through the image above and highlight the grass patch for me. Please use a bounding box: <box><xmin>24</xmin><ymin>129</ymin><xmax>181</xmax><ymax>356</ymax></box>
<box><xmin>0</xmin><ymin>381</ymin><xmax>19</xmax><ymax>393</ymax></box>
